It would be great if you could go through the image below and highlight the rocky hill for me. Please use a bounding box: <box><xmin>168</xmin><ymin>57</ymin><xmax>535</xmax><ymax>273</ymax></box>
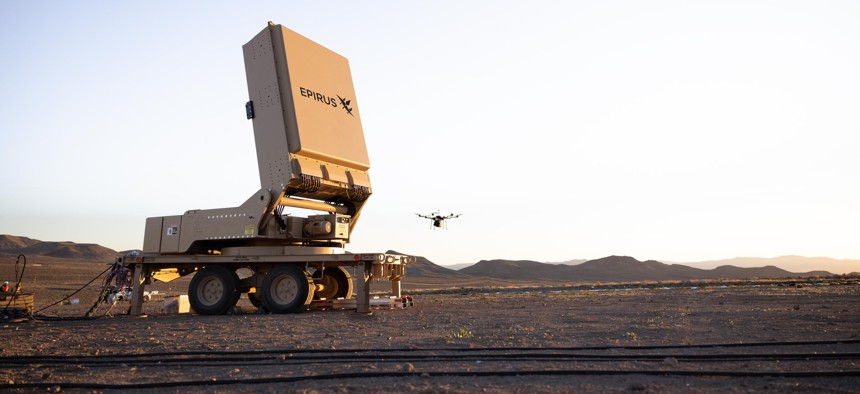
<box><xmin>0</xmin><ymin>235</ymin><xmax>120</xmax><ymax>261</ymax></box>
<box><xmin>570</xmin><ymin>256</ymin><xmax>704</xmax><ymax>281</ymax></box>
<box><xmin>0</xmin><ymin>235</ymin><xmax>40</xmax><ymax>250</ymax></box>
<box><xmin>385</xmin><ymin>250</ymin><xmax>536</xmax><ymax>289</ymax></box>
<box><xmin>460</xmin><ymin>259</ymin><xmax>569</xmax><ymax>281</ymax></box>
<box><xmin>387</xmin><ymin>250</ymin><xmax>465</xmax><ymax>279</ymax></box>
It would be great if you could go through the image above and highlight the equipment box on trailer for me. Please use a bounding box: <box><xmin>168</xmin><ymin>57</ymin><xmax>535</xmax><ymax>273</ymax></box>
<box><xmin>120</xmin><ymin>22</ymin><xmax>411</xmax><ymax>315</ymax></box>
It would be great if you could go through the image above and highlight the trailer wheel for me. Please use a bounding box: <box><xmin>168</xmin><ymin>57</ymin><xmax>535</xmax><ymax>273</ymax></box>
<box><xmin>188</xmin><ymin>266</ymin><xmax>240</xmax><ymax>315</ymax></box>
<box><xmin>260</xmin><ymin>265</ymin><xmax>314</xmax><ymax>314</ymax></box>
<box><xmin>314</xmin><ymin>266</ymin><xmax>353</xmax><ymax>300</ymax></box>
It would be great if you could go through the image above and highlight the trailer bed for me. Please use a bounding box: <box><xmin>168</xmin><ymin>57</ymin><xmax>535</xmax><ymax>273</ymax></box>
<box><xmin>119</xmin><ymin>251</ymin><xmax>411</xmax><ymax>315</ymax></box>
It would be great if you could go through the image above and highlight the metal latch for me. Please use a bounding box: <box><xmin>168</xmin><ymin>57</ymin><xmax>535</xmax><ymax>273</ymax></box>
<box><xmin>245</xmin><ymin>101</ymin><xmax>255</xmax><ymax>119</ymax></box>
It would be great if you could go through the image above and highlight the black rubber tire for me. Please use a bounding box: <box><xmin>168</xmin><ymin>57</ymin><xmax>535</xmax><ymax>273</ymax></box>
<box><xmin>313</xmin><ymin>266</ymin><xmax>353</xmax><ymax>300</ymax></box>
<box><xmin>260</xmin><ymin>265</ymin><xmax>314</xmax><ymax>314</ymax></box>
<box><xmin>188</xmin><ymin>266</ymin><xmax>240</xmax><ymax>315</ymax></box>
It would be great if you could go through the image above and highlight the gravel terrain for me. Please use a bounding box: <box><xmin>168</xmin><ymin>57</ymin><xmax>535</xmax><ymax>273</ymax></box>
<box><xmin>2</xmin><ymin>271</ymin><xmax>859</xmax><ymax>393</ymax></box>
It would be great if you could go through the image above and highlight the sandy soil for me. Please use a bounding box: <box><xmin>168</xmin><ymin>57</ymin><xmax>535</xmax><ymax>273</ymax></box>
<box><xmin>1</xmin><ymin>260</ymin><xmax>859</xmax><ymax>392</ymax></box>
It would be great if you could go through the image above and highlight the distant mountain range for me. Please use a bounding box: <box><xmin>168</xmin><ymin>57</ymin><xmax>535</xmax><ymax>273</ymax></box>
<box><xmin>459</xmin><ymin>256</ymin><xmax>834</xmax><ymax>283</ymax></box>
<box><xmin>2</xmin><ymin>235</ymin><xmax>854</xmax><ymax>287</ymax></box>
<box><xmin>445</xmin><ymin>256</ymin><xmax>859</xmax><ymax>276</ymax></box>
<box><xmin>395</xmin><ymin>253</ymin><xmax>847</xmax><ymax>289</ymax></box>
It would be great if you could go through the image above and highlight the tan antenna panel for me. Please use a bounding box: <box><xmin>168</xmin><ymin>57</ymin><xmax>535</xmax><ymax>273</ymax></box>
<box><xmin>243</xmin><ymin>24</ymin><xmax>371</xmax><ymax>202</ymax></box>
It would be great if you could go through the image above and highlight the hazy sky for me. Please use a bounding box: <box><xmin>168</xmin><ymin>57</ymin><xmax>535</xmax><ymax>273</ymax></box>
<box><xmin>2</xmin><ymin>1</ymin><xmax>858</xmax><ymax>269</ymax></box>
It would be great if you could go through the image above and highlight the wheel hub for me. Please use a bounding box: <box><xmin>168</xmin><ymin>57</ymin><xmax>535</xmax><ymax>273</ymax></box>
<box><xmin>197</xmin><ymin>276</ymin><xmax>224</xmax><ymax>306</ymax></box>
<box><xmin>272</xmin><ymin>274</ymin><xmax>299</xmax><ymax>304</ymax></box>
<box><xmin>316</xmin><ymin>275</ymin><xmax>339</xmax><ymax>299</ymax></box>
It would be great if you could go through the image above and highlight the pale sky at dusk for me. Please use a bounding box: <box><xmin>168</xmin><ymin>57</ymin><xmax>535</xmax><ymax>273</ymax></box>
<box><xmin>2</xmin><ymin>1</ymin><xmax>859</xmax><ymax>271</ymax></box>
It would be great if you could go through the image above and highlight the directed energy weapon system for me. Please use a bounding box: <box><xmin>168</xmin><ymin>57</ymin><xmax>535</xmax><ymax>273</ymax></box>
<box><xmin>122</xmin><ymin>22</ymin><xmax>412</xmax><ymax>315</ymax></box>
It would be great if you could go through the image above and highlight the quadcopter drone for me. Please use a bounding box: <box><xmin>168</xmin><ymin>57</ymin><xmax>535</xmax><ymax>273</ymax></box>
<box><xmin>416</xmin><ymin>211</ymin><xmax>461</xmax><ymax>229</ymax></box>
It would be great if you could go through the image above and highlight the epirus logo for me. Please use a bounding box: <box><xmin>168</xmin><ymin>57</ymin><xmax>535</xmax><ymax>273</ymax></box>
<box><xmin>337</xmin><ymin>95</ymin><xmax>353</xmax><ymax>117</ymax></box>
<box><xmin>299</xmin><ymin>87</ymin><xmax>353</xmax><ymax>117</ymax></box>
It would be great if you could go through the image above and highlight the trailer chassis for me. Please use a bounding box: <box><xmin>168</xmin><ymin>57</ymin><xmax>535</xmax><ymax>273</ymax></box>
<box><xmin>119</xmin><ymin>250</ymin><xmax>411</xmax><ymax>315</ymax></box>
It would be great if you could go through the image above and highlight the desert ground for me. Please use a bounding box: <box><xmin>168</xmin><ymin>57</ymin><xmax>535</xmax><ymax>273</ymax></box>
<box><xmin>1</xmin><ymin>258</ymin><xmax>859</xmax><ymax>393</ymax></box>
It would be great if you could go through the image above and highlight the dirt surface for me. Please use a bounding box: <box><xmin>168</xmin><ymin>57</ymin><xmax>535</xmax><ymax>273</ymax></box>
<box><xmin>2</xmin><ymin>263</ymin><xmax>859</xmax><ymax>393</ymax></box>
